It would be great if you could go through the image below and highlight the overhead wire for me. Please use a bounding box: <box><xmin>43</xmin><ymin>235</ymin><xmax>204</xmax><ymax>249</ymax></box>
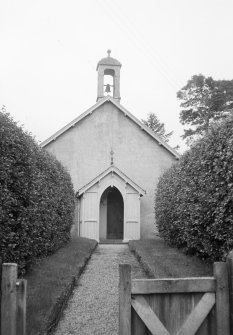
<box><xmin>111</xmin><ymin>0</ymin><xmax>184</xmax><ymax>89</ymax></box>
<box><xmin>96</xmin><ymin>0</ymin><xmax>184</xmax><ymax>91</ymax></box>
<box><xmin>113</xmin><ymin>0</ymin><xmax>184</xmax><ymax>88</ymax></box>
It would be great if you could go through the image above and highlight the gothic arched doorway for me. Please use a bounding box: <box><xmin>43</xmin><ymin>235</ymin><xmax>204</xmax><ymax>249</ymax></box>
<box><xmin>99</xmin><ymin>186</ymin><xmax>124</xmax><ymax>240</ymax></box>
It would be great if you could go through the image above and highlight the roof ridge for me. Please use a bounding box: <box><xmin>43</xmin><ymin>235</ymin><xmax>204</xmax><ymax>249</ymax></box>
<box><xmin>40</xmin><ymin>96</ymin><xmax>180</xmax><ymax>159</ymax></box>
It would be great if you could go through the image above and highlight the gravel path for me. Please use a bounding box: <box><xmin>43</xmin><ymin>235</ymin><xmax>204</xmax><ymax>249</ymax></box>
<box><xmin>54</xmin><ymin>244</ymin><xmax>148</xmax><ymax>335</ymax></box>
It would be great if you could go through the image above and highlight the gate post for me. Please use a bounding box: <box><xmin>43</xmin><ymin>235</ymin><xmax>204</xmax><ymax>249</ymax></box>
<box><xmin>1</xmin><ymin>263</ymin><xmax>17</xmax><ymax>335</ymax></box>
<box><xmin>119</xmin><ymin>264</ymin><xmax>131</xmax><ymax>335</ymax></box>
<box><xmin>227</xmin><ymin>251</ymin><xmax>233</xmax><ymax>333</ymax></box>
<box><xmin>16</xmin><ymin>279</ymin><xmax>27</xmax><ymax>335</ymax></box>
<box><xmin>214</xmin><ymin>262</ymin><xmax>230</xmax><ymax>335</ymax></box>
<box><xmin>0</xmin><ymin>258</ymin><xmax>2</xmax><ymax>335</ymax></box>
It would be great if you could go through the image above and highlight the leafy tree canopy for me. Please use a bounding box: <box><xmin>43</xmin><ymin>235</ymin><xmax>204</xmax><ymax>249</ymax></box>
<box><xmin>177</xmin><ymin>74</ymin><xmax>233</xmax><ymax>144</ymax></box>
<box><xmin>155</xmin><ymin>113</ymin><xmax>233</xmax><ymax>261</ymax></box>
<box><xmin>0</xmin><ymin>107</ymin><xmax>75</xmax><ymax>274</ymax></box>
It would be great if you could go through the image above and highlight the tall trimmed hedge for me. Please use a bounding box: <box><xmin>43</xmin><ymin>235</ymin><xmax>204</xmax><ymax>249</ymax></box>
<box><xmin>155</xmin><ymin>115</ymin><xmax>233</xmax><ymax>261</ymax></box>
<box><xmin>0</xmin><ymin>111</ymin><xmax>75</xmax><ymax>274</ymax></box>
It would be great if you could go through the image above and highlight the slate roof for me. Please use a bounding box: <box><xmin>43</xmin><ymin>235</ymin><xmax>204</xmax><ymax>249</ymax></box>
<box><xmin>40</xmin><ymin>95</ymin><xmax>180</xmax><ymax>159</ymax></box>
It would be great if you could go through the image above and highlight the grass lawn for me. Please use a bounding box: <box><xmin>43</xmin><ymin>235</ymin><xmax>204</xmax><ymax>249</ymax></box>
<box><xmin>129</xmin><ymin>237</ymin><xmax>212</xmax><ymax>278</ymax></box>
<box><xmin>24</xmin><ymin>237</ymin><xmax>97</xmax><ymax>335</ymax></box>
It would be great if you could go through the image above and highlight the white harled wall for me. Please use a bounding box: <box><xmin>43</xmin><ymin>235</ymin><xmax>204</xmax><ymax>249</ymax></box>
<box><xmin>44</xmin><ymin>101</ymin><xmax>176</xmax><ymax>238</ymax></box>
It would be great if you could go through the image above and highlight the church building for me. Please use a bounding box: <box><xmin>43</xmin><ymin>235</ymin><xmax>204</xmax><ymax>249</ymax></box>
<box><xmin>41</xmin><ymin>51</ymin><xmax>179</xmax><ymax>241</ymax></box>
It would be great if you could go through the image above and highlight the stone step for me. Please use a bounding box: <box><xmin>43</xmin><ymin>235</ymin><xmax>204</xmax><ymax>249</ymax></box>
<box><xmin>99</xmin><ymin>239</ymin><xmax>128</xmax><ymax>244</ymax></box>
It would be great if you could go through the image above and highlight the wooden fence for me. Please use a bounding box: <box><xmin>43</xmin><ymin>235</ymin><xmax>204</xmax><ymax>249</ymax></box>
<box><xmin>0</xmin><ymin>261</ymin><xmax>27</xmax><ymax>335</ymax></box>
<box><xmin>119</xmin><ymin>252</ymin><xmax>233</xmax><ymax>335</ymax></box>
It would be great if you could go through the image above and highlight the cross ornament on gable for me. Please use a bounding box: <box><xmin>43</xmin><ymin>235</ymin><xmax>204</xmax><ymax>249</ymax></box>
<box><xmin>110</xmin><ymin>148</ymin><xmax>114</xmax><ymax>165</ymax></box>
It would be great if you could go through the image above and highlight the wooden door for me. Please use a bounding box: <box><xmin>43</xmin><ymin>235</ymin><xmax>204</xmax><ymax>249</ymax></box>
<box><xmin>107</xmin><ymin>187</ymin><xmax>123</xmax><ymax>239</ymax></box>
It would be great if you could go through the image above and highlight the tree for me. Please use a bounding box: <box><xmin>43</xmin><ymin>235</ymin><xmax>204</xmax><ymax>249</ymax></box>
<box><xmin>155</xmin><ymin>113</ymin><xmax>233</xmax><ymax>261</ymax></box>
<box><xmin>141</xmin><ymin>112</ymin><xmax>173</xmax><ymax>143</ymax></box>
<box><xmin>142</xmin><ymin>113</ymin><xmax>179</xmax><ymax>150</ymax></box>
<box><xmin>0</xmin><ymin>108</ymin><xmax>75</xmax><ymax>274</ymax></box>
<box><xmin>177</xmin><ymin>74</ymin><xmax>233</xmax><ymax>144</ymax></box>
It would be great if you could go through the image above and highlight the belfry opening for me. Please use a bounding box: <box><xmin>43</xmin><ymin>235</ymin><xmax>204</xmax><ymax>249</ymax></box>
<box><xmin>99</xmin><ymin>186</ymin><xmax>124</xmax><ymax>240</ymax></box>
<box><xmin>104</xmin><ymin>69</ymin><xmax>114</xmax><ymax>97</ymax></box>
<box><xmin>96</xmin><ymin>50</ymin><xmax>121</xmax><ymax>102</ymax></box>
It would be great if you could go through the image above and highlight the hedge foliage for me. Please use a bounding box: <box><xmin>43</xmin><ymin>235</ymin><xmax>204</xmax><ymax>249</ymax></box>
<box><xmin>155</xmin><ymin>115</ymin><xmax>233</xmax><ymax>261</ymax></box>
<box><xmin>0</xmin><ymin>111</ymin><xmax>75</xmax><ymax>274</ymax></box>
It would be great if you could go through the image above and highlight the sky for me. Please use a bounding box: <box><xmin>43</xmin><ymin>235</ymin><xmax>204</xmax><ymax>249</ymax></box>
<box><xmin>1</xmin><ymin>0</ymin><xmax>233</xmax><ymax>152</ymax></box>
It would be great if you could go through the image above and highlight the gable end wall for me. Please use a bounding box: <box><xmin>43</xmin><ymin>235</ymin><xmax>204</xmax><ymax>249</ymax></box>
<box><xmin>44</xmin><ymin>101</ymin><xmax>176</xmax><ymax>238</ymax></box>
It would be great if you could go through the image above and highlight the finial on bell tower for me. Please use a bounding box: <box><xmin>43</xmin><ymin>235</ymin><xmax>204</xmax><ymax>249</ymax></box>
<box><xmin>96</xmin><ymin>50</ymin><xmax>121</xmax><ymax>102</ymax></box>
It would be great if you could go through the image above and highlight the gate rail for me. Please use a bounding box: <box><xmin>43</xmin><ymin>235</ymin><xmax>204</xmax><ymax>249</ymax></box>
<box><xmin>119</xmin><ymin>252</ymin><xmax>233</xmax><ymax>335</ymax></box>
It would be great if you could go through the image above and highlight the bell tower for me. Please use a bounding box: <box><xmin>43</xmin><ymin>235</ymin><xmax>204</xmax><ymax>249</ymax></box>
<box><xmin>96</xmin><ymin>50</ymin><xmax>121</xmax><ymax>103</ymax></box>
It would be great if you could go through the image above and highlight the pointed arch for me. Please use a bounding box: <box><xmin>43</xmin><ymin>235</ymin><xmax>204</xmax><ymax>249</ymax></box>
<box><xmin>99</xmin><ymin>186</ymin><xmax>124</xmax><ymax>240</ymax></box>
<box><xmin>77</xmin><ymin>166</ymin><xmax>142</xmax><ymax>241</ymax></box>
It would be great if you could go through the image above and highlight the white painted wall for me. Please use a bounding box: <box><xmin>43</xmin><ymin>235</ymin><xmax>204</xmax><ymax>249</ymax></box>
<box><xmin>45</xmin><ymin>101</ymin><xmax>176</xmax><ymax>238</ymax></box>
<box><xmin>78</xmin><ymin>172</ymin><xmax>141</xmax><ymax>241</ymax></box>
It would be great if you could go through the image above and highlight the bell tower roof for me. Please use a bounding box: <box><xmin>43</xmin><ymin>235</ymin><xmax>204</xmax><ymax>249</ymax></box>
<box><xmin>96</xmin><ymin>50</ymin><xmax>121</xmax><ymax>103</ymax></box>
<box><xmin>96</xmin><ymin>50</ymin><xmax>121</xmax><ymax>70</ymax></box>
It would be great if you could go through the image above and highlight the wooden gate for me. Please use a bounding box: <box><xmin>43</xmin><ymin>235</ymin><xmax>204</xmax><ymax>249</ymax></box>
<box><xmin>0</xmin><ymin>262</ymin><xmax>27</xmax><ymax>335</ymax></box>
<box><xmin>119</xmin><ymin>262</ymin><xmax>230</xmax><ymax>335</ymax></box>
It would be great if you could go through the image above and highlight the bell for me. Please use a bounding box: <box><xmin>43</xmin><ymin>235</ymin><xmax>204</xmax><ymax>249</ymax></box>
<box><xmin>105</xmin><ymin>84</ymin><xmax>111</xmax><ymax>93</ymax></box>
